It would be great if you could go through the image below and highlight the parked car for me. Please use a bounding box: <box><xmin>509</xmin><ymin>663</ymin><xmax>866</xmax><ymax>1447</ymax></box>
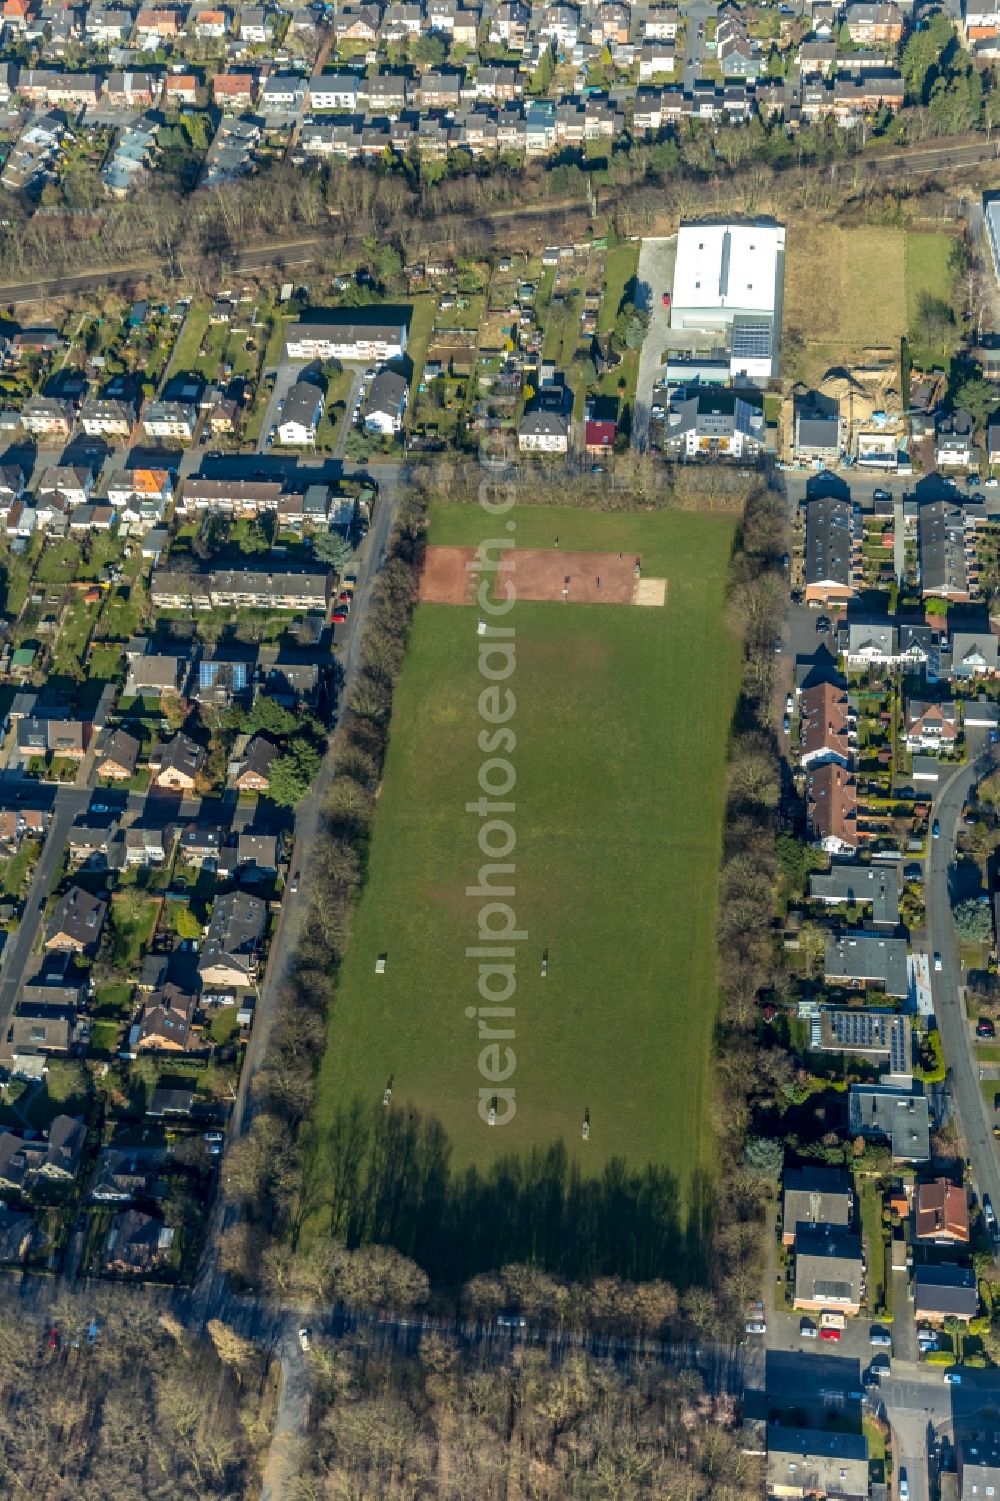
<box><xmin>783</xmin><ymin>716</ymin><xmax>791</xmax><ymax>735</ymax></box>
<box><xmin>944</xmin><ymin>1370</ymin><xmax>962</xmax><ymax>1385</ymax></box>
<box><xmin>869</xmin><ymin>1328</ymin><xmax>892</xmax><ymax>1347</ymax></box>
<box><xmin>298</xmin><ymin>1327</ymin><xmax>311</xmax><ymax>1352</ymax></box>
<box><xmin>932</xmin><ymin>819</ymin><xmax>941</xmax><ymax>838</ymax></box>
<box><xmin>745</xmin><ymin>1321</ymin><xmax>766</xmax><ymax>1335</ymax></box>
<box><xmin>978</xmin><ymin>1018</ymin><xmax>997</xmax><ymax>1039</ymax></box>
<box><xmin>785</xmin><ymin>694</ymin><xmax>793</xmax><ymax>714</ymax></box>
<box><xmin>816</xmin><ymin>615</ymin><xmax>831</xmax><ymax>634</ymax></box>
<box><xmin>661</xmin><ymin>291</ymin><xmax>671</xmax><ymax>307</ymax></box>
<box><xmin>899</xmin><ymin>1468</ymin><xmax>909</xmax><ymax>1500</ymax></box>
<box><xmin>934</xmin><ymin>952</ymin><xmax>942</xmax><ymax>971</ymax></box>
<box><xmin>820</xmin><ymin>1327</ymin><xmax>841</xmax><ymax>1342</ymax></box>
<box><xmin>800</xmin><ymin>1319</ymin><xmax>818</xmax><ymax>1339</ymax></box>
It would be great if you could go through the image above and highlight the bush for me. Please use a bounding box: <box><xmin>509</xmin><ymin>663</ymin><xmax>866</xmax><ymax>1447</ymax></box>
<box><xmin>954</xmin><ymin>898</ymin><xmax>992</xmax><ymax>942</ymax></box>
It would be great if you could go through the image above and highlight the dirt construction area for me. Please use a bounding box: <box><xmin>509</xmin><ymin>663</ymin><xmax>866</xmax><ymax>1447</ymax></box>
<box><xmin>418</xmin><ymin>546</ymin><xmax>665</xmax><ymax>606</ymax></box>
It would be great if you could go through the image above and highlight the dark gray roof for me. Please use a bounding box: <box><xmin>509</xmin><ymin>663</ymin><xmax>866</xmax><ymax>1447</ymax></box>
<box><xmin>824</xmin><ymin>929</ymin><xmax>909</xmax><ymax>997</ymax></box>
<box><xmin>913</xmin><ymin>1263</ymin><xmax>978</xmax><ymax>1317</ymax></box>
<box><xmin>848</xmin><ymin>1084</ymin><xmax>930</xmax><ymax>1160</ymax></box>
<box><xmin>782</xmin><ymin>1166</ymin><xmax>852</xmax><ymax>1234</ymax></box>
<box><xmin>280</xmin><ymin>380</ymin><xmax>323</xmax><ymax>433</ymax></box>
<box><xmin>919</xmin><ymin>499</ymin><xmax>968</xmax><ymax>597</ymax></box>
<box><xmin>810</xmin><ymin>860</ymin><xmax>899</xmax><ymax>924</ymax></box>
<box><xmin>804</xmin><ymin>495</ymin><xmax>854</xmax><ymax>589</ymax></box>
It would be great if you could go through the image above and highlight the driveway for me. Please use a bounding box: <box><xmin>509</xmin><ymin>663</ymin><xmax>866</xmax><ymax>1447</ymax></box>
<box><xmin>682</xmin><ymin>0</ymin><xmax>717</xmax><ymax>82</ymax></box>
<box><xmin>632</xmin><ymin>235</ymin><xmax>676</xmax><ymax>451</ymax></box>
<box><xmin>255</xmin><ymin>358</ymin><xmax>305</xmax><ymax>455</ymax></box>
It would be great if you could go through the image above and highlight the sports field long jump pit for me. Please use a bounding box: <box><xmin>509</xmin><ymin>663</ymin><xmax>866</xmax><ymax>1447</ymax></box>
<box><xmin>419</xmin><ymin>544</ymin><xmax>667</xmax><ymax>606</ymax></box>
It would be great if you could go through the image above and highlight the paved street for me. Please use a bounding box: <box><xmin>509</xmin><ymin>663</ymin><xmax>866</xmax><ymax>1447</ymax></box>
<box><xmin>926</xmin><ymin>745</ymin><xmax>1000</xmax><ymax>1231</ymax></box>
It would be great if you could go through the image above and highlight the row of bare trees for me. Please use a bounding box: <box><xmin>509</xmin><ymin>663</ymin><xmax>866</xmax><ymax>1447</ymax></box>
<box><xmin>706</xmin><ymin>481</ymin><xmax>795</xmax><ymax>1325</ymax></box>
<box><xmin>291</xmin><ymin>1330</ymin><xmax>763</xmax><ymax>1501</ymax></box>
<box><xmin>220</xmin><ymin>478</ymin><xmax>430</xmax><ymax>1293</ymax></box>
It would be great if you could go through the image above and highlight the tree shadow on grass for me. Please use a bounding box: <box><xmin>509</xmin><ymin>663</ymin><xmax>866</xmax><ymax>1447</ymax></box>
<box><xmin>307</xmin><ymin>1098</ymin><xmax>714</xmax><ymax>1289</ymax></box>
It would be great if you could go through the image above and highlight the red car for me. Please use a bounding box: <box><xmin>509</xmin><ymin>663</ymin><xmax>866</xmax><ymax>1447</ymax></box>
<box><xmin>820</xmin><ymin>1327</ymin><xmax>841</xmax><ymax>1342</ymax></box>
<box><xmin>661</xmin><ymin>291</ymin><xmax>671</xmax><ymax>307</ymax></box>
<box><xmin>46</xmin><ymin>1327</ymin><xmax>59</xmax><ymax>1351</ymax></box>
<box><xmin>978</xmin><ymin>1019</ymin><xmax>997</xmax><ymax>1039</ymax></box>
<box><xmin>332</xmin><ymin>610</ymin><xmax>348</xmax><ymax>624</ymax></box>
<box><xmin>338</xmin><ymin>591</ymin><xmax>352</xmax><ymax>603</ymax></box>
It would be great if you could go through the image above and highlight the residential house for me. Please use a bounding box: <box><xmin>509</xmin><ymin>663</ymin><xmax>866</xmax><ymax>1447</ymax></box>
<box><xmin>8</xmin><ymin>1004</ymin><xmax>73</xmax><ymax>1058</ymax></box>
<box><xmin>80</xmin><ymin>396</ymin><xmax>135</xmax><ymax>438</ymax></box>
<box><xmin>212</xmin><ymin>70</ymin><xmax>256</xmax><ymax>110</ymax></box>
<box><xmin>123</xmin><ymin>826</ymin><xmax>169</xmax><ymax>868</ymax></box>
<box><xmin>142</xmin><ymin>400</ymin><xmax>197</xmax><ymax>442</ymax></box>
<box><xmin>802</xmin><ymin>495</ymin><xmax>858</xmax><ymax>604</ymax></box>
<box><xmin>819</xmin><ymin>1008</ymin><xmax>909</xmax><ymax>1064</ymax></box>
<box><xmin>904</xmin><ymin>700</ymin><xmax>959</xmax><ymax>752</ymax></box>
<box><xmin>951</xmin><ymin>630</ymin><xmax>999</xmax><ymax>679</ymax></box>
<box><xmin>178</xmin><ymin>822</ymin><xmax>226</xmax><ymax>868</ymax></box>
<box><xmin>68</xmin><ymin>812</ymin><xmax>119</xmax><ymax>865</ymax></box>
<box><xmin>518</xmin><ymin>409</ymin><xmax>570</xmax><ymax>453</ymax></box>
<box><xmin>781</xmin><ymin>1165</ymin><xmax>853</xmax><ymax>1246</ymax></box>
<box><xmin>935</xmin><ymin>409</ymin><xmax>976</xmax><ymax>468</ymax></box>
<box><xmin>151</xmin><ymin>565</ymin><xmax>332</xmax><ymax>613</ymax></box>
<box><xmin>824</xmin><ymin>930</ymin><xmax>910</xmax><ymax>998</ymax></box>
<box><xmin>913</xmin><ymin>1263</ymin><xmax>979</xmax><ymax>1323</ymax></box>
<box><xmin>37</xmin><ymin>1114</ymin><xmax>86</xmax><ymax>1180</ymax></box>
<box><xmin>915</xmin><ymin>1178</ymin><xmax>970</xmax><ymax>1243</ymax></box>
<box><xmin>960</xmin><ymin>1438</ymin><xmax>1000</xmax><ymax>1501</ymax></box>
<box><xmin>153</xmin><ymin>732</ymin><xmax>205</xmax><ymax>792</ymax></box>
<box><xmin>794</xmin><ymin>406</ymin><xmax>841</xmax><ymax>465</ymax></box>
<box><xmin>284</xmin><ymin>309</ymin><xmax>410</xmax><ymax>363</ymax></box>
<box><xmin>810</xmin><ymin>861</ymin><xmax>900</xmax><ymax>925</ymax></box>
<box><xmin>849</xmin><ymin>1082</ymin><xmax>931</xmax><ymax>1161</ymax></box>
<box><xmin>766</xmin><ymin>1429</ymin><xmax>869</xmax><ymax>1501</ymax></box>
<box><xmin>101</xmin><ymin>1209</ymin><xmax>174</xmax><ymax>1274</ymax></box>
<box><xmin>845</xmin><ymin>1</ymin><xmax>904</xmax><ymax>43</ymax></box>
<box><xmin>363</xmin><ymin>370</ymin><xmax>408</xmax><ymax>436</ymax></box>
<box><xmin>20</xmin><ymin>394</ymin><xmax>74</xmax><ymax>439</ymax></box>
<box><xmin>920</xmin><ymin>499</ymin><xmax>973</xmax><ymax>599</ymax></box>
<box><xmin>798</xmin><ymin>681</ymin><xmax>852</xmax><ymax>768</ymax></box>
<box><xmin>845</xmin><ymin>620</ymin><xmax>898</xmax><ymax>669</ymax></box>
<box><xmin>46</xmin><ymin>718</ymin><xmax>89</xmax><ymax>760</ymax></box>
<box><xmin>276</xmin><ymin>381</ymin><xmax>324</xmax><ymax>447</ymax></box>
<box><xmin>807</xmin><ymin>762</ymin><xmax>858</xmax><ymax>854</ymax></box>
<box><xmin>35</xmin><ymin>465</ymin><xmax>93</xmax><ymax>512</ymax></box>
<box><xmin>90</xmin><ymin>1147</ymin><xmax>155</xmax><ymax>1203</ymax></box>
<box><xmin>135</xmin><ymin>985</ymin><xmax>197</xmax><ymax>1052</ymax></box>
<box><xmin>236</xmin><ymin>831</ymin><xmax>278</xmax><ymax>872</ymax></box>
<box><xmin>792</xmin><ymin>1224</ymin><xmax>864</xmax><ymax>1314</ymax></box>
<box><xmin>235</xmin><ymin>734</ymin><xmax>279</xmax><ymax>792</ymax></box>
<box><xmin>198</xmin><ymin>889</ymin><xmax>267</xmax><ymax>989</ymax></box>
<box><xmin>97</xmin><ymin>728</ymin><xmax>141</xmax><ymax>782</ymax></box>
<box><xmin>44</xmin><ymin>886</ymin><xmax>107</xmax><ymax>953</ymax></box>
<box><xmin>125</xmin><ymin>643</ymin><xmax>187</xmax><ymax>699</ymax></box>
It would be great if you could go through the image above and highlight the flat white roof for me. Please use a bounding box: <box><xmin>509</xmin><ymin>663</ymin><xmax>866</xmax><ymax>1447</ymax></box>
<box><xmin>672</xmin><ymin>221</ymin><xmax>784</xmax><ymax>317</ymax></box>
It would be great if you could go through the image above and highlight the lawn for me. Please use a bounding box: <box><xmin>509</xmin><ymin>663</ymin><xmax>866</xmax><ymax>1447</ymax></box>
<box><xmin>309</xmin><ymin>505</ymin><xmax>740</xmax><ymax>1255</ymax></box>
<box><xmin>166</xmin><ymin>298</ymin><xmax>211</xmax><ymax>380</ymax></box>
<box><xmin>598</xmin><ymin>241</ymin><xmax>640</xmax><ymax>337</ymax></box>
<box><xmin>858</xmin><ymin>1175</ymin><xmax>887</xmax><ymax>1314</ymax></box>
<box><xmin>405</xmin><ymin>295</ymin><xmax>436</xmax><ymax>395</ymax></box>
<box><xmin>905</xmin><ymin>231</ymin><xmax>958</xmax><ymax>366</ymax></box>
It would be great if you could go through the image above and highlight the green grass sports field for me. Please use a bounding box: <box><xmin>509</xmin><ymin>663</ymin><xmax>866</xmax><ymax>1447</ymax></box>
<box><xmin>311</xmin><ymin>504</ymin><xmax>740</xmax><ymax>1214</ymax></box>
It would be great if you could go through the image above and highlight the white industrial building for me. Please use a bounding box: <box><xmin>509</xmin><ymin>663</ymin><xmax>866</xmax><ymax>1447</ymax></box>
<box><xmin>670</xmin><ymin>220</ymin><xmax>785</xmax><ymax>380</ymax></box>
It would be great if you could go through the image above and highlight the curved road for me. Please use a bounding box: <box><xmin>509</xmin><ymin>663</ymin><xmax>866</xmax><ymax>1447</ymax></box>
<box><xmin>927</xmin><ymin>741</ymin><xmax>1000</xmax><ymax>1228</ymax></box>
